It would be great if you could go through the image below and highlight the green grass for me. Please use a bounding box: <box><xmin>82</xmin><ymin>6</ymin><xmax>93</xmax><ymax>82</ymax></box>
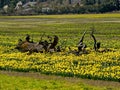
<box><xmin>0</xmin><ymin>72</ymin><xmax>119</xmax><ymax>90</ymax></box>
<box><xmin>0</xmin><ymin>74</ymin><xmax>97</xmax><ymax>90</ymax></box>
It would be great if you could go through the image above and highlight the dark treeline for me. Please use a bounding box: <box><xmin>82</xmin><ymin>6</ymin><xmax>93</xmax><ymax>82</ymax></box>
<box><xmin>0</xmin><ymin>0</ymin><xmax>120</xmax><ymax>15</ymax></box>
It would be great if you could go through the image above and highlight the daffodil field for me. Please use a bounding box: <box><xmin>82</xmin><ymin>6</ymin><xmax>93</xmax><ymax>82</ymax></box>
<box><xmin>0</xmin><ymin>14</ymin><xmax>120</xmax><ymax>82</ymax></box>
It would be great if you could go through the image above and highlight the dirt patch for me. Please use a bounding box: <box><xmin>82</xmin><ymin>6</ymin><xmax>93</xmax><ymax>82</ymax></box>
<box><xmin>0</xmin><ymin>70</ymin><xmax>120</xmax><ymax>88</ymax></box>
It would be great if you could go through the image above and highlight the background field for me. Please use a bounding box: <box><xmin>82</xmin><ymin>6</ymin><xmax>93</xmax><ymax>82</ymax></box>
<box><xmin>0</xmin><ymin>14</ymin><xmax>120</xmax><ymax>48</ymax></box>
<box><xmin>0</xmin><ymin>14</ymin><xmax>120</xmax><ymax>89</ymax></box>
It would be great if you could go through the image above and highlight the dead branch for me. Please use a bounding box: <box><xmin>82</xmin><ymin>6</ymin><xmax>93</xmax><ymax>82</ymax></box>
<box><xmin>90</xmin><ymin>28</ymin><xmax>100</xmax><ymax>51</ymax></box>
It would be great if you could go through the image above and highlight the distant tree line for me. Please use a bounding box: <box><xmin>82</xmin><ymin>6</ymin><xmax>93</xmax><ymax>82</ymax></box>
<box><xmin>0</xmin><ymin>0</ymin><xmax>119</xmax><ymax>15</ymax></box>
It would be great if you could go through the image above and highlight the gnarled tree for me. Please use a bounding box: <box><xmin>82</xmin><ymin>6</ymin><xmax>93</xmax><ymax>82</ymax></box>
<box><xmin>47</xmin><ymin>35</ymin><xmax>59</xmax><ymax>53</ymax></box>
<box><xmin>78</xmin><ymin>31</ymin><xmax>87</xmax><ymax>53</ymax></box>
<box><xmin>90</xmin><ymin>29</ymin><xmax>100</xmax><ymax>51</ymax></box>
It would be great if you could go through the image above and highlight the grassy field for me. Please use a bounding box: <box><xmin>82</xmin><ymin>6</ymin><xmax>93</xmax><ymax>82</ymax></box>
<box><xmin>0</xmin><ymin>13</ymin><xmax>120</xmax><ymax>89</ymax></box>
<box><xmin>0</xmin><ymin>71</ymin><xmax>120</xmax><ymax>90</ymax></box>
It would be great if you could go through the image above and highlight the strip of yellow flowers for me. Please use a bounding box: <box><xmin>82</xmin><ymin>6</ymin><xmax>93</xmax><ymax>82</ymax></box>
<box><xmin>0</xmin><ymin>48</ymin><xmax>120</xmax><ymax>81</ymax></box>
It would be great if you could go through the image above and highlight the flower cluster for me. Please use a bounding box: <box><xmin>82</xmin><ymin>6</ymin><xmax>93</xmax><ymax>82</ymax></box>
<box><xmin>0</xmin><ymin>48</ymin><xmax>119</xmax><ymax>82</ymax></box>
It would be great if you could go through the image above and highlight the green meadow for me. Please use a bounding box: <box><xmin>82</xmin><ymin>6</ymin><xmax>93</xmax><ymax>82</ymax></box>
<box><xmin>0</xmin><ymin>13</ymin><xmax>120</xmax><ymax>47</ymax></box>
<box><xmin>0</xmin><ymin>14</ymin><xmax>120</xmax><ymax>89</ymax></box>
<box><xmin>0</xmin><ymin>71</ymin><xmax>120</xmax><ymax>90</ymax></box>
